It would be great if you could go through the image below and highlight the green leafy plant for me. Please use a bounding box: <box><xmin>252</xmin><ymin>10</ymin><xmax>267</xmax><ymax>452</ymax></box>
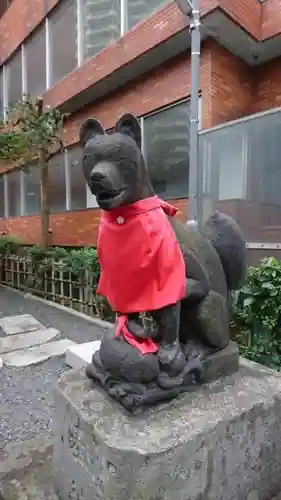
<box><xmin>0</xmin><ymin>97</ymin><xmax>66</xmax><ymax>249</ymax></box>
<box><xmin>62</xmin><ymin>248</ymin><xmax>100</xmax><ymax>278</ymax></box>
<box><xmin>233</xmin><ymin>257</ymin><xmax>281</xmax><ymax>370</ymax></box>
<box><xmin>26</xmin><ymin>245</ymin><xmax>48</xmax><ymax>263</ymax></box>
<box><xmin>0</xmin><ymin>236</ymin><xmax>23</xmax><ymax>256</ymax></box>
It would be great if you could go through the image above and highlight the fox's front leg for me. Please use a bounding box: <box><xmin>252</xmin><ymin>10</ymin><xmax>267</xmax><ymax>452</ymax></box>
<box><xmin>151</xmin><ymin>302</ymin><xmax>185</xmax><ymax>375</ymax></box>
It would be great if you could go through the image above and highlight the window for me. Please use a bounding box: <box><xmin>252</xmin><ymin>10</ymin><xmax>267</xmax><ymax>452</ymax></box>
<box><xmin>246</xmin><ymin>111</ymin><xmax>281</xmax><ymax>207</ymax></box>
<box><xmin>143</xmin><ymin>102</ymin><xmax>190</xmax><ymax>199</ymax></box>
<box><xmin>0</xmin><ymin>176</ymin><xmax>4</xmax><ymax>217</ymax></box>
<box><xmin>86</xmin><ymin>184</ymin><xmax>98</xmax><ymax>208</ymax></box>
<box><xmin>6</xmin><ymin>49</ymin><xmax>22</xmax><ymax>107</ymax></box>
<box><xmin>23</xmin><ymin>167</ymin><xmax>41</xmax><ymax>215</ymax></box>
<box><xmin>67</xmin><ymin>146</ymin><xmax>86</xmax><ymax>210</ymax></box>
<box><xmin>48</xmin><ymin>152</ymin><xmax>67</xmax><ymax>212</ymax></box>
<box><xmin>26</xmin><ymin>24</ymin><xmax>46</xmax><ymax>99</ymax></box>
<box><xmin>217</xmin><ymin>130</ymin><xmax>247</xmax><ymax>201</ymax></box>
<box><xmin>7</xmin><ymin>170</ymin><xmax>21</xmax><ymax>217</ymax></box>
<box><xmin>127</xmin><ymin>0</ymin><xmax>168</xmax><ymax>30</ymax></box>
<box><xmin>81</xmin><ymin>0</ymin><xmax>121</xmax><ymax>61</ymax></box>
<box><xmin>49</xmin><ymin>0</ymin><xmax>78</xmax><ymax>86</ymax></box>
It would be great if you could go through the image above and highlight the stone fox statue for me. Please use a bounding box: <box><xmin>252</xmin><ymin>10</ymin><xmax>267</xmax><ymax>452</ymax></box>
<box><xmin>80</xmin><ymin>113</ymin><xmax>246</xmax><ymax>395</ymax></box>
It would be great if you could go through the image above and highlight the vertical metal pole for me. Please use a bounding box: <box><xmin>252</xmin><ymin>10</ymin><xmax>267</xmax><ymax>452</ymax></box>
<box><xmin>21</xmin><ymin>44</ymin><xmax>27</xmax><ymax>100</ymax></box>
<box><xmin>45</xmin><ymin>18</ymin><xmax>51</xmax><ymax>90</ymax></box>
<box><xmin>77</xmin><ymin>0</ymin><xmax>84</xmax><ymax>66</ymax></box>
<box><xmin>65</xmin><ymin>149</ymin><xmax>71</xmax><ymax>211</ymax></box>
<box><xmin>187</xmin><ymin>0</ymin><xmax>202</xmax><ymax>228</ymax></box>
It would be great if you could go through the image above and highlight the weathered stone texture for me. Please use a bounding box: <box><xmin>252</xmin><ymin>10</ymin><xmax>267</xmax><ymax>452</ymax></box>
<box><xmin>53</xmin><ymin>359</ymin><xmax>281</xmax><ymax>500</ymax></box>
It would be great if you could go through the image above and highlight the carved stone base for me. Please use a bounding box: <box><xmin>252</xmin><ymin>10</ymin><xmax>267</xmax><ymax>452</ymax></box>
<box><xmin>85</xmin><ymin>333</ymin><xmax>239</xmax><ymax>413</ymax></box>
<box><xmin>53</xmin><ymin>359</ymin><xmax>281</xmax><ymax>500</ymax></box>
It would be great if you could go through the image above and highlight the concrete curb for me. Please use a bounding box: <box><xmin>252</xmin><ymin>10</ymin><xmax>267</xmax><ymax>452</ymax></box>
<box><xmin>0</xmin><ymin>284</ymin><xmax>114</xmax><ymax>331</ymax></box>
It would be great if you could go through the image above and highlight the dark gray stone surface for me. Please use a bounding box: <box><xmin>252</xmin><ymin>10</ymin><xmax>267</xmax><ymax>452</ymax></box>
<box><xmin>0</xmin><ymin>435</ymin><xmax>58</xmax><ymax>500</ymax></box>
<box><xmin>202</xmin><ymin>340</ymin><xmax>239</xmax><ymax>382</ymax></box>
<box><xmin>0</xmin><ymin>286</ymin><xmax>107</xmax><ymax>447</ymax></box>
<box><xmin>53</xmin><ymin>358</ymin><xmax>281</xmax><ymax>500</ymax></box>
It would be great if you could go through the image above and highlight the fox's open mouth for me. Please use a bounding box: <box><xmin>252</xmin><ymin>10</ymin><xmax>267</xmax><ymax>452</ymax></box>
<box><xmin>97</xmin><ymin>188</ymin><xmax>125</xmax><ymax>201</ymax></box>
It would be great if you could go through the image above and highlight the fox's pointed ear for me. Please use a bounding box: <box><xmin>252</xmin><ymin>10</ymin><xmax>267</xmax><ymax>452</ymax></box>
<box><xmin>115</xmin><ymin>113</ymin><xmax>141</xmax><ymax>150</ymax></box>
<box><xmin>79</xmin><ymin>119</ymin><xmax>105</xmax><ymax>148</ymax></box>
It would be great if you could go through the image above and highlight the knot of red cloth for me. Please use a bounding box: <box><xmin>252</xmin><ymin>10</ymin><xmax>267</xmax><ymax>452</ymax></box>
<box><xmin>115</xmin><ymin>315</ymin><xmax>158</xmax><ymax>355</ymax></box>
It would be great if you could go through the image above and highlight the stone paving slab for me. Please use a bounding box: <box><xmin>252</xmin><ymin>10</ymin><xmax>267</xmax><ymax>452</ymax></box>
<box><xmin>0</xmin><ymin>314</ymin><xmax>44</xmax><ymax>336</ymax></box>
<box><xmin>0</xmin><ymin>327</ymin><xmax>60</xmax><ymax>355</ymax></box>
<box><xmin>65</xmin><ymin>340</ymin><xmax>101</xmax><ymax>370</ymax></box>
<box><xmin>2</xmin><ymin>339</ymin><xmax>76</xmax><ymax>367</ymax></box>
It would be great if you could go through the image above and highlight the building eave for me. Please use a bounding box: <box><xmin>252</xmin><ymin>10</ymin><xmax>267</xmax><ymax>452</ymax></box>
<box><xmin>43</xmin><ymin>5</ymin><xmax>281</xmax><ymax>115</ymax></box>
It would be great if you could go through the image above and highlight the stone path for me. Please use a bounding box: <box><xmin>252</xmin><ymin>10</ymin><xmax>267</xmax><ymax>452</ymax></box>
<box><xmin>0</xmin><ymin>313</ymin><xmax>76</xmax><ymax>368</ymax></box>
<box><xmin>0</xmin><ymin>314</ymin><xmax>44</xmax><ymax>335</ymax></box>
<box><xmin>0</xmin><ymin>327</ymin><xmax>60</xmax><ymax>355</ymax></box>
<box><xmin>0</xmin><ymin>285</ymin><xmax>107</xmax><ymax>448</ymax></box>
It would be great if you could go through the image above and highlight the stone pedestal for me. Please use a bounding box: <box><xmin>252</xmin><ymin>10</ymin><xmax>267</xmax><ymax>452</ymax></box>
<box><xmin>53</xmin><ymin>359</ymin><xmax>281</xmax><ymax>500</ymax></box>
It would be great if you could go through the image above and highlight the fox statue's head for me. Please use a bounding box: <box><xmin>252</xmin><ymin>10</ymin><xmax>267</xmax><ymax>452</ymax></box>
<box><xmin>80</xmin><ymin>113</ymin><xmax>154</xmax><ymax>211</ymax></box>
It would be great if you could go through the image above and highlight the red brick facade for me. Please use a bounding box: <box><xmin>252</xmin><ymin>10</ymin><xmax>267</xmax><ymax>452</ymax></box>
<box><xmin>1</xmin><ymin>0</ymin><xmax>281</xmax><ymax>247</ymax></box>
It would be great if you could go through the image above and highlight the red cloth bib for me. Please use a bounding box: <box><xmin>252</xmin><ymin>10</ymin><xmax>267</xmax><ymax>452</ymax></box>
<box><xmin>97</xmin><ymin>196</ymin><xmax>186</xmax><ymax>313</ymax></box>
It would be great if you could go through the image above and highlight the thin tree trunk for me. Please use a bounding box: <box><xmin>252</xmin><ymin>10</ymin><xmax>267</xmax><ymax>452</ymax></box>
<box><xmin>40</xmin><ymin>153</ymin><xmax>49</xmax><ymax>249</ymax></box>
<box><xmin>35</xmin><ymin>98</ymin><xmax>50</xmax><ymax>250</ymax></box>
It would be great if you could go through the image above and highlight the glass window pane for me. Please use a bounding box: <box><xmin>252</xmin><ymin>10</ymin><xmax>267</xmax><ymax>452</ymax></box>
<box><xmin>24</xmin><ymin>166</ymin><xmax>41</xmax><ymax>215</ymax></box>
<box><xmin>0</xmin><ymin>176</ymin><xmax>4</xmax><ymax>217</ymax></box>
<box><xmin>204</xmin><ymin>128</ymin><xmax>247</xmax><ymax>201</ymax></box>
<box><xmin>48</xmin><ymin>152</ymin><xmax>66</xmax><ymax>212</ymax></box>
<box><xmin>144</xmin><ymin>103</ymin><xmax>190</xmax><ymax>199</ymax></box>
<box><xmin>86</xmin><ymin>184</ymin><xmax>98</xmax><ymax>208</ymax></box>
<box><xmin>127</xmin><ymin>0</ymin><xmax>168</xmax><ymax>30</ymax></box>
<box><xmin>82</xmin><ymin>0</ymin><xmax>121</xmax><ymax>61</ymax></box>
<box><xmin>6</xmin><ymin>49</ymin><xmax>22</xmax><ymax>107</ymax></box>
<box><xmin>246</xmin><ymin>114</ymin><xmax>281</xmax><ymax>207</ymax></box>
<box><xmin>7</xmin><ymin>170</ymin><xmax>21</xmax><ymax>217</ymax></box>
<box><xmin>49</xmin><ymin>0</ymin><xmax>77</xmax><ymax>86</ymax></box>
<box><xmin>67</xmin><ymin>146</ymin><xmax>86</xmax><ymax>210</ymax></box>
<box><xmin>26</xmin><ymin>24</ymin><xmax>46</xmax><ymax>100</ymax></box>
<box><xmin>199</xmin><ymin>108</ymin><xmax>281</xmax><ymax>244</ymax></box>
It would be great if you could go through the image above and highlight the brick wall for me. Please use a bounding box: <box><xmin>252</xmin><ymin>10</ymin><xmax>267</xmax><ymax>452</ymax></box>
<box><xmin>0</xmin><ymin>200</ymin><xmax>187</xmax><ymax>246</ymax></box>
<box><xmin>262</xmin><ymin>0</ymin><xmax>281</xmax><ymax>40</ymax></box>
<box><xmin>251</xmin><ymin>57</ymin><xmax>281</xmax><ymax>114</ymax></box>
<box><xmin>208</xmin><ymin>40</ymin><xmax>254</xmax><ymax>127</ymax></box>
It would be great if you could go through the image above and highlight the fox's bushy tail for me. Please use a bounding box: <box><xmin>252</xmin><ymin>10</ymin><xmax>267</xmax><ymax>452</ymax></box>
<box><xmin>202</xmin><ymin>211</ymin><xmax>247</xmax><ymax>291</ymax></box>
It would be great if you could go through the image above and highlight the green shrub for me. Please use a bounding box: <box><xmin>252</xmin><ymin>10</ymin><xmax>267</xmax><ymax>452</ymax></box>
<box><xmin>0</xmin><ymin>235</ymin><xmax>23</xmax><ymax>256</ymax></box>
<box><xmin>233</xmin><ymin>257</ymin><xmax>281</xmax><ymax>370</ymax></box>
<box><xmin>0</xmin><ymin>241</ymin><xmax>113</xmax><ymax>321</ymax></box>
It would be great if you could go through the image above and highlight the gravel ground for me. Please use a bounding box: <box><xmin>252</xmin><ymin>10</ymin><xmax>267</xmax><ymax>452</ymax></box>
<box><xmin>0</xmin><ymin>286</ymin><xmax>108</xmax><ymax>448</ymax></box>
